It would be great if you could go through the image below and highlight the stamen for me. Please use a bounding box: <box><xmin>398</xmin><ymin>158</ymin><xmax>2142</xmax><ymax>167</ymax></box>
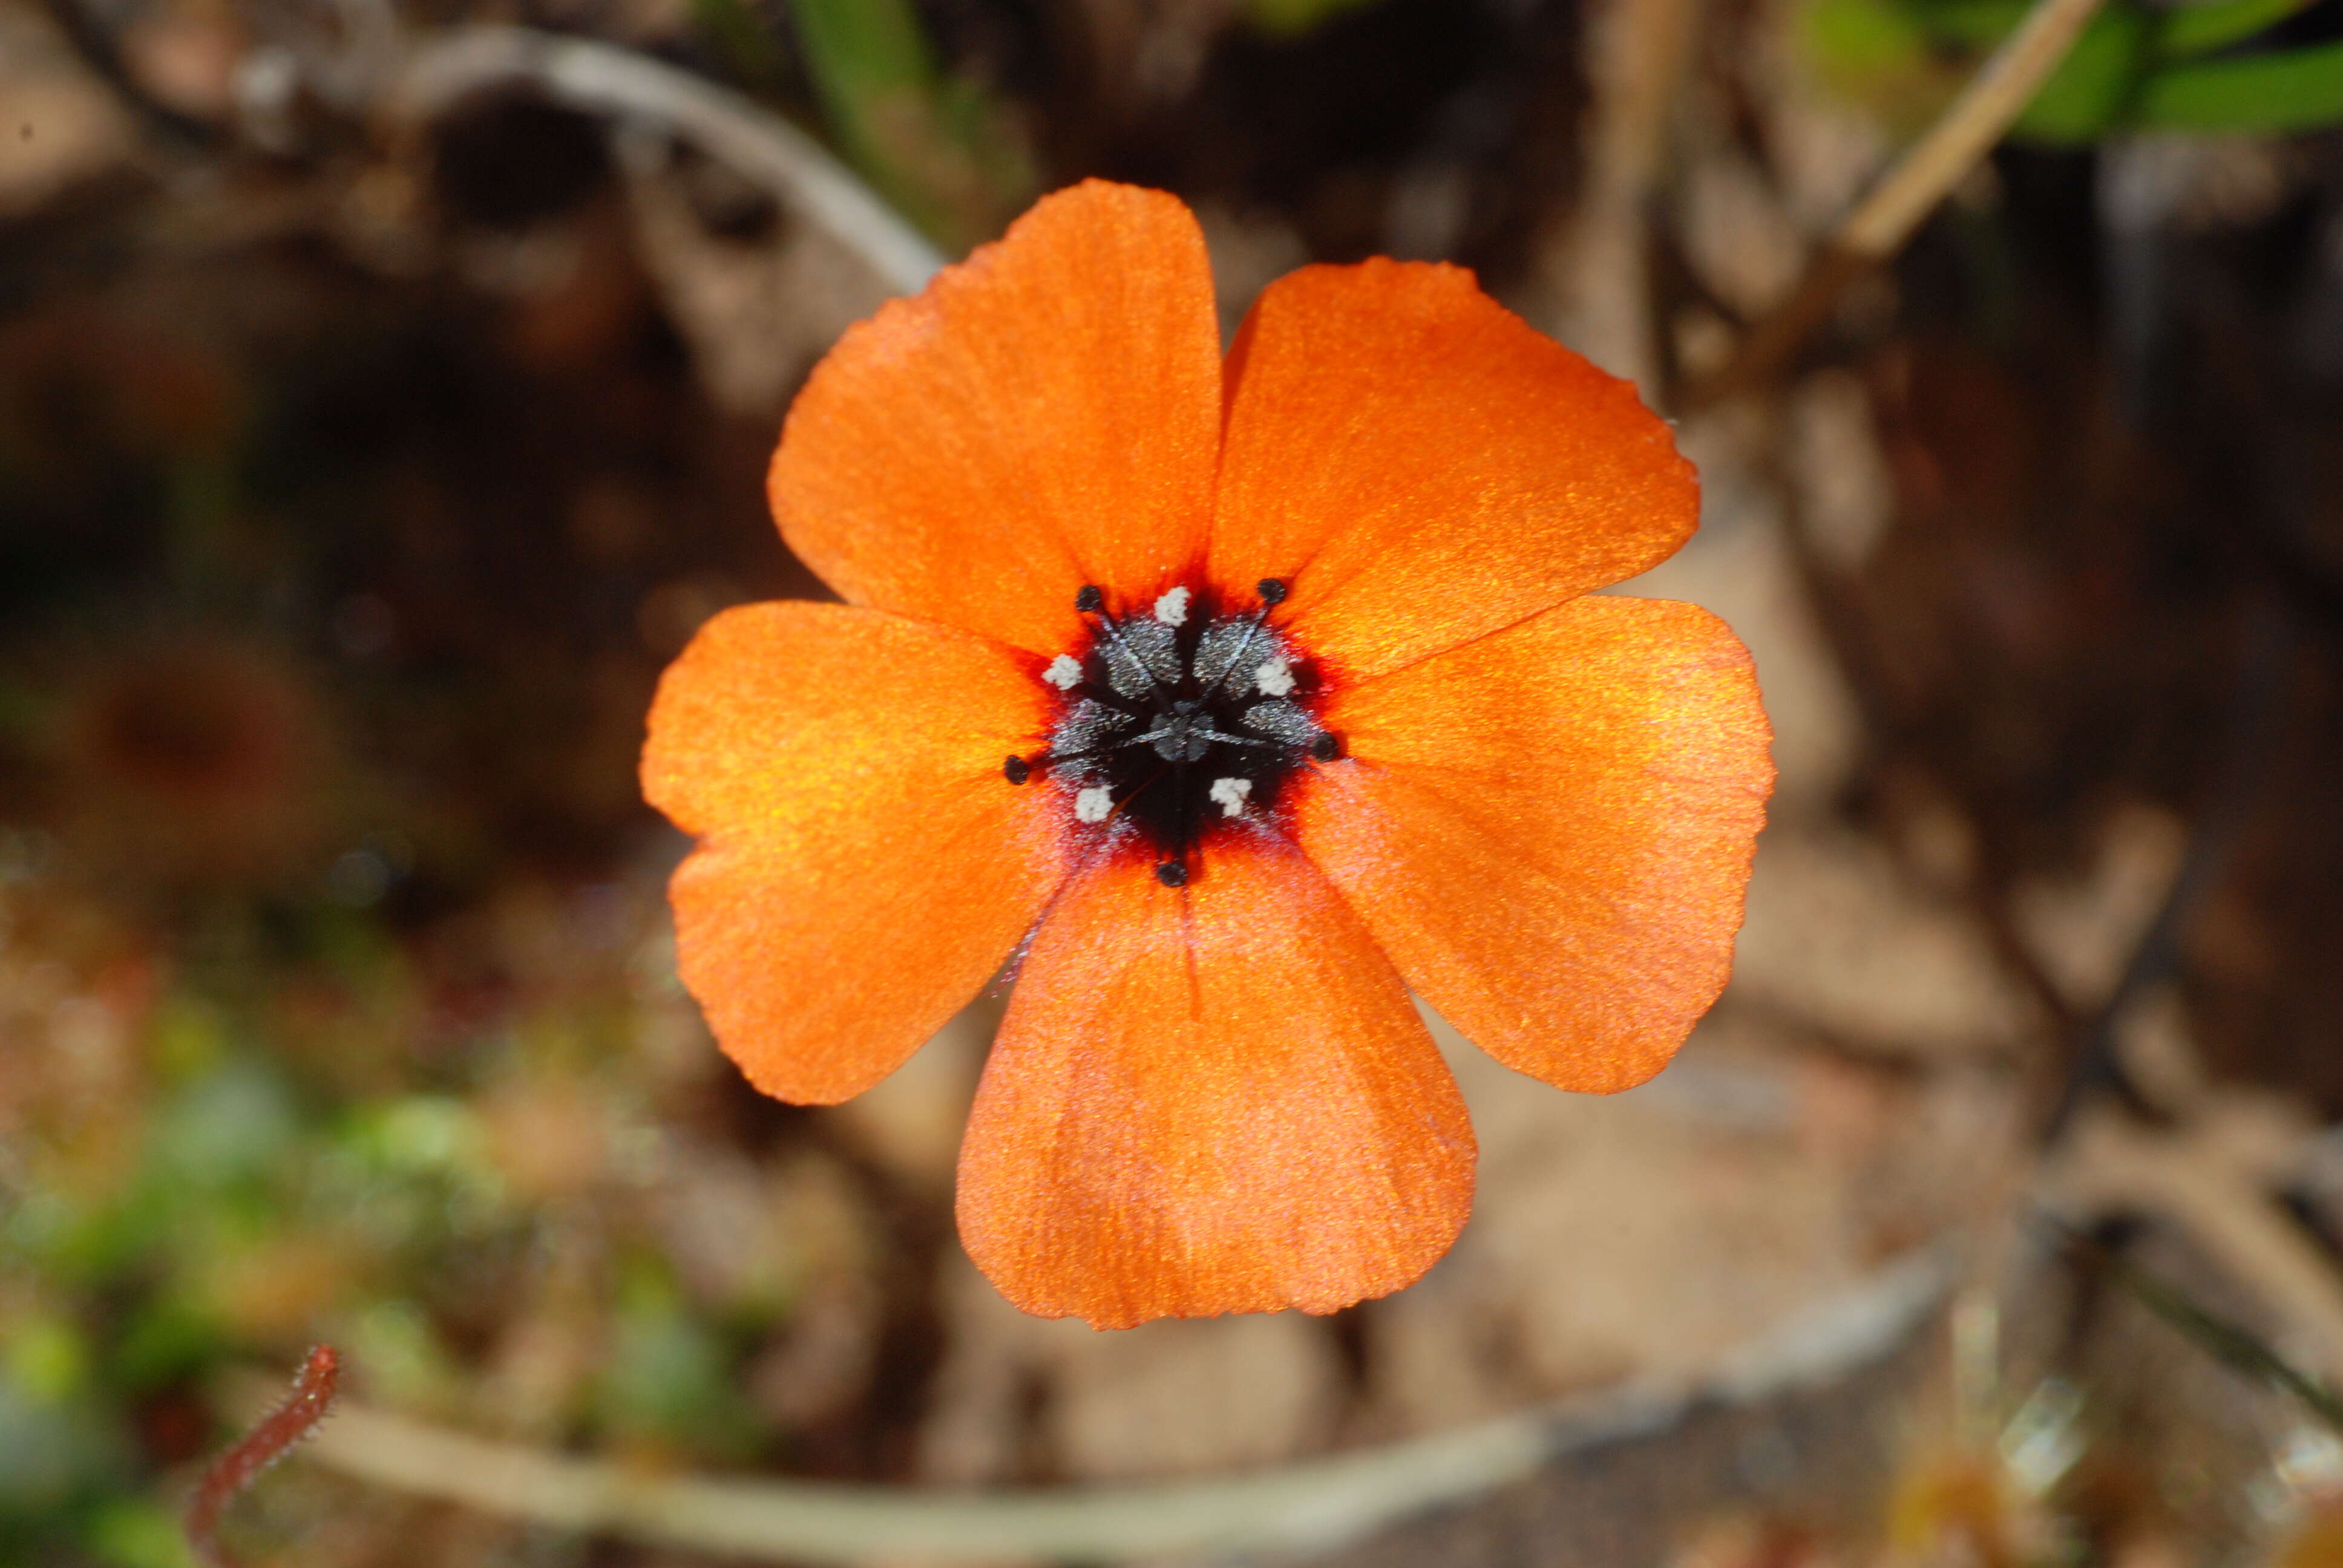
<box><xmin>1208</xmin><ymin>777</ymin><xmax>1252</xmax><ymax>817</ymax></box>
<box><xmin>1193</xmin><ymin>586</ymin><xmax>1286</xmax><ymax>693</ymax></box>
<box><xmin>1311</xmin><ymin>733</ymin><xmax>1342</xmax><ymax>762</ymax></box>
<box><xmin>1078</xmin><ymin>593</ymin><xmax>1178</xmax><ymax>698</ymax></box>
<box><xmin>1103</xmin><ymin>616</ymin><xmax>1181</xmax><ymax>696</ymax></box>
<box><xmin>1003</xmin><ymin>756</ymin><xmax>1031</xmax><ymax>785</ymax></box>
<box><xmin>1256</xmin><ymin>656</ymin><xmax>1296</xmax><ymax>697</ymax></box>
<box><xmin>1193</xmin><ymin>619</ymin><xmax>1260</xmax><ymax>692</ymax></box>
<box><xmin>1242</xmin><ymin>699</ymin><xmax>1318</xmax><ymax>746</ymax></box>
<box><xmin>1153</xmin><ymin>586</ymin><xmax>1191</xmax><ymax>626</ymax></box>
<box><xmin>1075</xmin><ymin>786</ymin><xmax>1114</xmax><ymax>823</ymax></box>
<box><xmin>1155</xmin><ymin>861</ymin><xmax>1188</xmax><ymax>887</ymax></box>
<box><xmin>1041</xmin><ymin>654</ymin><xmax>1083</xmax><ymax>691</ymax></box>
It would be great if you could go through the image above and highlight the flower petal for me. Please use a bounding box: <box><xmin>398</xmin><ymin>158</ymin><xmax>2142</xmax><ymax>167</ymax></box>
<box><xmin>957</xmin><ymin>843</ymin><xmax>1475</xmax><ymax>1327</ymax></box>
<box><xmin>1297</xmin><ymin>596</ymin><xmax>1772</xmax><ymax>1093</ymax></box>
<box><xmin>642</xmin><ymin>602</ymin><xmax>1069</xmax><ymax>1103</ymax></box>
<box><xmin>1209</xmin><ymin>260</ymin><xmax>1697</xmax><ymax>681</ymax></box>
<box><xmin>771</xmin><ymin>180</ymin><xmax>1222</xmax><ymax>656</ymax></box>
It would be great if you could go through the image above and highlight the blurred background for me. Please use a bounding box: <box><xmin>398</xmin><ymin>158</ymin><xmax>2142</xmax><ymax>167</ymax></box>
<box><xmin>8</xmin><ymin>0</ymin><xmax>2343</xmax><ymax>1563</ymax></box>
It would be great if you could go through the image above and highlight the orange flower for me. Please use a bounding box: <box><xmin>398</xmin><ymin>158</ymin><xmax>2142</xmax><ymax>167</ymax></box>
<box><xmin>641</xmin><ymin>180</ymin><xmax>1774</xmax><ymax>1328</ymax></box>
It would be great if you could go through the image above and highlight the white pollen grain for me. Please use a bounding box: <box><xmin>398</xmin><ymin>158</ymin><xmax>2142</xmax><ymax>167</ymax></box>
<box><xmin>1042</xmin><ymin>654</ymin><xmax>1083</xmax><ymax>690</ymax></box>
<box><xmin>1208</xmin><ymin>777</ymin><xmax>1253</xmax><ymax>817</ymax></box>
<box><xmin>1153</xmin><ymin>587</ymin><xmax>1191</xmax><ymax>626</ymax></box>
<box><xmin>1256</xmin><ymin>656</ymin><xmax>1296</xmax><ymax>697</ymax></box>
<box><xmin>1075</xmin><ymin>786</ymin><xmax>1113</xmax><ymax>823</ymax></box>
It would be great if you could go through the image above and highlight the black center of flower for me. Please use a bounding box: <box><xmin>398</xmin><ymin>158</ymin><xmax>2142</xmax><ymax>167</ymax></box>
<box><xmin>1007</xmin><ymin>580</ymin><xmax>1335</xmax><ymax>880</ymax></box>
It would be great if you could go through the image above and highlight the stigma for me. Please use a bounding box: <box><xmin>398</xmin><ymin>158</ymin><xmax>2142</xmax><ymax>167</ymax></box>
<box><xmin>1009</xmin><ymin>580</ymin><xmax>1339</xmax><ymax>877</ymax></box>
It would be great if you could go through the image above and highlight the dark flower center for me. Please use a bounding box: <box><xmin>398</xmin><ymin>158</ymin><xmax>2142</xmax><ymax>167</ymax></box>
<box><xmin>1006</xmin><ymin>580</ymin><xmax>1337</xmax><ymax>885</ymax></box>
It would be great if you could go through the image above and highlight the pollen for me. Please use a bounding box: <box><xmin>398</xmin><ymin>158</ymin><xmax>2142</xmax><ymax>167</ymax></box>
<box><xmin>1153</xmin><ymin>587</ymin><xmax>1191</xmax><ymax>626</ymax></box>
<box><xmin>1074</xmin><ymin>785</ymin><xmax>1114</xmax><ymax>823</ymax></box>
<box><xmin>1208</xmin><ymin>776</ymin><xmax>1253</xmax><ymax>817</ymax></box>
<box><xmin>1043</xmin><ymin>654</ymin><xmax>1084</xmax><ymax>690</ymax></box>
<box><xmin>1256</xmin><ymin>656</ymin><xmax>1296</xmax><ymax>697</ymax></box>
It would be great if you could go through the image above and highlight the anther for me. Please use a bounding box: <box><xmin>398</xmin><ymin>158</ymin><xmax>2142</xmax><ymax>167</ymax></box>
<box><xmin>1003</xmin><ymin>755</ymin><xmax>1031</xmax><ymax>785</ymax></box>
<box><xmin>1075</xmin><ymin>584</ymin><xmax>1104</xmax><ymax>613</ymax></box>
<box><xmin>1310</xmin><ymin>733</ymin><xmax>1341</xmax><ymax>762</ymax></box>
<box><xmin>1085</xmin><ymin>601</ymin><xmax>1175</xmax><ymax>698</ymax></box>
<box><xmin>1257</xmin><ymin>578</ymin><xmax>1288</xmax><ymax>606</ymax></box>
<box><xmin>1155</xmin><ymin>860</ymin><xmax>1188</xmax><ymax>888</ymax></box>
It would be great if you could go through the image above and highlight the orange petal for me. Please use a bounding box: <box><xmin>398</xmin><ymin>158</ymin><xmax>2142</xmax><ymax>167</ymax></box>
<box><xmin>957</xmin><ymin>843</ymin><xmax>1475</xmax><ymax>1327</ymax></box>
<box><xmin>1297</xmin><ymin>596</ymin><xmax>1773</xmax><ymax>1093</ymax></box>
<box><xmin>641</xmin><ymin>602</ymin><xmax>1068</xmax><ymax>1103</ymax></box>
<box><xmin>771</xmin><ymin>181</ymin><xmax>1222</xmax><ymax>656</ymax></box>
<box><xmin>1209</xmin><ymin>260</ymin><xmax>1697</xmax><ymax>681</ymax></box>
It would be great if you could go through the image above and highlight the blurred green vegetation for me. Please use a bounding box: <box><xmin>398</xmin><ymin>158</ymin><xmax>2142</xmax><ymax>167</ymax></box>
<box><xmin>1244</xmin><ymin>0</ymin><xmax>1390</xmax><ymax>36</ymax></box>
<box><xmin>776</xmin><ymin>0</ymin><xmax>1035</xmax><ymax>252</ymax></box>
<box><xmin>1800</xmin><ymin>0</ymin><xmax>2343</xmax><ymax>140</ymax></box>
<box><xmin>0</xmin><ymin>850</ymin><xmax>839</xmax><ymax>1563</ymax></box>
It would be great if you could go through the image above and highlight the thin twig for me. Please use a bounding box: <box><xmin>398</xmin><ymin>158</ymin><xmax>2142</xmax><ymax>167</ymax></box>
<box><xmin>2040</xmin><ymin>1212</ymin><xmax>2343</xmax><ymax>1435</ymax></box>
<box><xmin>390</xmin><ymin>26</ymin><xmax>944</xmax><ymax>296</ymax></box>
<box><xmin>1682</xmin><ymin>0</ymin><xmax>2112</xmax><ymax>410</ymax></box>
<box><xmin>186</xmin><ymin>1345</ymin><xmax>341</xmax><ymax>1568</ymax></box>
<box><xmin>2044</xmin><ymin>1102</ymin><xmax>2343</xmax><ymax>1386</ymax></box>
<box><xmin>225</xmin><ymin>1253</ymin><xmax>1948</xmax><ymax>1565</ymax></box>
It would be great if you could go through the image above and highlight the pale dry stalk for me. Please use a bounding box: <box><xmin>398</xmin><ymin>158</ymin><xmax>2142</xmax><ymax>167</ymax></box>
<box><xmin>1685</xmin><ymin>0</ymin><xmax>2113</xmax><ymax>408</ymax></box>
<box><xmin>1545</xmin><ymin>0</ymin><xmax>1708</xmax><ymax>392</ymax></box>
